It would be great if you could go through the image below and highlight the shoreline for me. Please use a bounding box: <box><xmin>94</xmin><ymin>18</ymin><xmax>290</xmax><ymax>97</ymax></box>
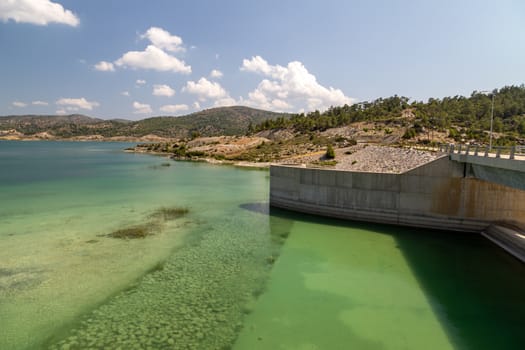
<box><xmin>126</xmin><ymin>147</ymin><xmax>272</xmax><ymax>169</ymax></box>
<box><xmin>130</xmin><ymin>145</ymin><xmax>444</xmax><ymax>173</ymax></box>
<box><xmin>2</xmin><ymin>137</ymin><xmax>444</xmax><ymax>173</ymax></box>
<box><xmin>0</xmin><ymin>137</ymin><xmax>173</xmax><ymax>143</ymax></box>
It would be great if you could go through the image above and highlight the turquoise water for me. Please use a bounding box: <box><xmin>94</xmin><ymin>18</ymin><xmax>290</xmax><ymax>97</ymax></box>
<box><xmin>1</xmin><ymin>141</ymin><xmax>525</xmax><ymax>349</ymax></box>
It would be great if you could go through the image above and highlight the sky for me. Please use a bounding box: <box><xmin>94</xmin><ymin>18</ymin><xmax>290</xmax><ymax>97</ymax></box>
<box><xmin>0</xmin><ymin>0</ymin><xmax>524</xmax><ymax>120</ymax></box>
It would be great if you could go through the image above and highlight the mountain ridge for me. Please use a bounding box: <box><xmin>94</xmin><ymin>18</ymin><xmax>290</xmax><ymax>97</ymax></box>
<box><xmin>0</xmin><ymin>106</ymin><xmax>289</xmax><ymax>139</ymax></box>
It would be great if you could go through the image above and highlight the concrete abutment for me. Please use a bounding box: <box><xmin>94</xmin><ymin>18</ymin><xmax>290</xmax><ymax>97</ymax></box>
<box><xmin>270</xmin><ymin>156</ymin><xmax>525</xmax><ymax>261</ymax></box>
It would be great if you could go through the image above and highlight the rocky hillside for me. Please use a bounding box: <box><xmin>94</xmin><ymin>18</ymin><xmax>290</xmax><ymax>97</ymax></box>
<box><xmin>0</xmin><ymin>106</ymin><xmax>288</xmax><ymax>140</ymax></box>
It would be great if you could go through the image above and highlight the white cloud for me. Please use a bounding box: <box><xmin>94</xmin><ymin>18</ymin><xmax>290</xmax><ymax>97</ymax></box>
<box><xmin>115</xmin><ymin>45</ymin><xmax>191</xmax><ymax>74</ymax></box>
<box><xmin>213</xmin><ymin>97</ymin><xmax>237</xmax><ymax>108</ymax></box>
<box><xmin>241</xmin><ymin>56</ymin><xmax>353</xmax><ymax>112</ymax></box>
<box><xmin>153</xmin><ymin>84</ymin><xmax>175</xmax><ymax>97</ymax></box>
<box><xmin>193</xmin><ymin>102</ymin><xmax>201</xmax><ymax>110</ymax></box>
<box><xmin>56</xmin><ymin>97</ymin><xmax>99</xmax><ymax>110</ymax></box>
<box><xmin>94</xmin><ymin>61</ymin><xmax>115</xmax><ymax>72</ymax></box>
<box><xmin>12</xmin><ymin>101</ymin><xmax>27</xmax><ymax>108</ymax></box>
<box><xmin>121</xmin><ymin>91</ymin><xmax>130</xmax><ymax>97</ymax></box>
<box><xmin>0</xmin><ymin>0</ymin><xmax>79</xmax><ymax>26</ymax></box>
<box><xmin>56</xmin><ymin>109</ymin><xmax>67</xmax><ymax>115</ymax></box>
<box><xmin>184</xmin><ymin>77</ymin><xmax>230</xmax><ymax>101</ymax></box>
<box><xmin>32</xmin><ymin>100</ymin><xmax>49</xmax><ymax>106</ymax></box>
<box><xmin>133</xmin><ymin>101</ymin><xmax>152</xmax><ymax>114</ymax></box>
<box><xmin>241</xmin><ymin>56</ymin><xmax>286</xmax><ymax>78</ymax></box>
<box><xmin>136</xmin><ymin>79</ymin><xmax>146</xmax><ymax>85</ymax></box>
<box><xmin>140</xmin><ymin>27</ymin><xmax>185</xmax><ymax>53</ymax></box>
<box><xmin>159</xmin><ymin>104</ymin><xmax>189</xmax><ymax>114</ymax></box>
<box><xmin>184</xmin><ymin>78</ymin><xmax>237</xmax><ymax>108</ymax></box>
<box><xmin>210</xmin><ymin>69</ymin><xmax>223</xmax><ymax>79</ymax></box>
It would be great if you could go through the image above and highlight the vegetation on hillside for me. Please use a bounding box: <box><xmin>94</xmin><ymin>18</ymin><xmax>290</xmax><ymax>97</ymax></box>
<box><xmin>121</xmin><ymin>84</ymin><xmax>525</xmax><ymax>166</ymax></box>
<box><xmin>251</xmin><ymin>85</ymin><xmax>525</xmax><ymax>146</ymax></box>
<box><xmin>0</xmin><ymin>106</ymin><xmax>288</xmax><ymax>139</ymax></box>
<box><xmin>3</xmin><ymin>85</ymin><xmax>525</xmax><ymax>151</ymax></box>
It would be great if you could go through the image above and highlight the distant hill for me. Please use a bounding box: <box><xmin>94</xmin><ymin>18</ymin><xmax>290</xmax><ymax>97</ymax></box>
<box><xmin>0</xmin><ymin>106</ymin><xmax>289</xmax><ymax>139</ymax></box>
<box><xmin>118</xmin><ymin>106</ymin><xmax>287</xmax><ymax>138</ymax></box>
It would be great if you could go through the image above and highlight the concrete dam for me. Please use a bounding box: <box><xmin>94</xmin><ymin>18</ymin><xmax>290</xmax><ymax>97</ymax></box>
<box><xmin>269</xmin><ymin>146</ymin><xmax>525</xmax><ymax>261</ymax></box>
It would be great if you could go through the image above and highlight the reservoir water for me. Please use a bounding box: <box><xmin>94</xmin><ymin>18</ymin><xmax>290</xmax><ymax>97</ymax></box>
<box><xmin>1</xmin><ymin>141</ymin><xmax>524</xmax><ymax>349</ymax></box>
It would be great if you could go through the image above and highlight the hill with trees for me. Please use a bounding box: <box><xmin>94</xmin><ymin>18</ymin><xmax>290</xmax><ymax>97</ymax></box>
<box><xmin>2</xmin><ymin>85</ymin><xmax>524</xmax><ymax>155</ymax></box>
<box><xmin>0</xmin><ymin>106</ymin><xmax>288</xmax><ymax>139</ymax></box>
<box><xmin>251</xmin><ymin>85</ymin><xmax>525</xmax><ymax>146</ymax></box>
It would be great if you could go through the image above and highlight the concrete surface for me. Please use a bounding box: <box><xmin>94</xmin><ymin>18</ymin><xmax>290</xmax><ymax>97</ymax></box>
<box><xmin>270</xmin><ymin>157</ymin><xmax>525</xmax><ymax>233</ymax></box>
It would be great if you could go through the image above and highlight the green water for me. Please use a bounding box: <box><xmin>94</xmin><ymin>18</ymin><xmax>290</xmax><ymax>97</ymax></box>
<box><xmin>1</xmin><ymin>141</ymin><xmax>525</xmax><ymax>349</ymax></box>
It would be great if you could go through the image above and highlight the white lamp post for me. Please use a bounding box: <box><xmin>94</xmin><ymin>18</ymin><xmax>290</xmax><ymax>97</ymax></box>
<box><xmin>489</xmin><ymin>93</ymin><xmax>495</xmax><ymax>151</ymax></box>
<box><xmin>480</xmin><ymin>90</ymin><xmax>495</xmax><ymax>151</ymax></box>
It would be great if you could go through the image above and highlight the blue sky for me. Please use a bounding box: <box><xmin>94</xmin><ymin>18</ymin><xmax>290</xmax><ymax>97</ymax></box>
<box><xmin>1</xmin><ymin>0</ymin><xmax>524</xmax><ymax>120</ymax></box>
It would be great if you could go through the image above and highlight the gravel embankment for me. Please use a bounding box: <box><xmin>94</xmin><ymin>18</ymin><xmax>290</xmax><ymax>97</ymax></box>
<box><xmin>334</xmin><ymin>145</ymin><xmax>445</xmax><ymax>173</ymax></box>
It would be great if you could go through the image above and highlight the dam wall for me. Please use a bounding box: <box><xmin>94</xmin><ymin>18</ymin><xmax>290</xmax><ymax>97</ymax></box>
<box><xmin>270</xmin><ymin>157</ymin><xmax>525</xmax><ymax>233</ymax></box>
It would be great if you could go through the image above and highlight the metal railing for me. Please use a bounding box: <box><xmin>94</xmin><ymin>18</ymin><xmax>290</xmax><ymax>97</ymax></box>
<box><xmin>439</xmin><ymin>144</ymin><xmax>525</xmax><ymax>160</ymax></box>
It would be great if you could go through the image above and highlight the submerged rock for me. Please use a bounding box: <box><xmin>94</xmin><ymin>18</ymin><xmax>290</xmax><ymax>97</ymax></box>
<box><xmin>106</xmin><ymin>206</ymin><xmax>189</xmax><ymax>239</ymax></box>
<box><xmin>107</xmin><ymin>225</ymin><xmax>152</xmax><ymax>239</ymax></box>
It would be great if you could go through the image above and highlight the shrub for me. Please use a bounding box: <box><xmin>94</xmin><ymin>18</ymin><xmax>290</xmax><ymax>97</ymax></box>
<box><xmin>403</xmin><ymin>127</ymin><xmax>417</xmax><ymax>139</ymax></box>
<box><xmin>185</xmin><ymin>150</ymin><xmax>206</xmax><ymax>157</ymax></box>
<box><xmin>448</xmin><ymin>128</ymin><xmax>459</xmax><ymax>138</ymax></box>
<box><xmin>325</xmin><ymin>144</ymin><xmax>335</xmax><ymax>159</ymax></box>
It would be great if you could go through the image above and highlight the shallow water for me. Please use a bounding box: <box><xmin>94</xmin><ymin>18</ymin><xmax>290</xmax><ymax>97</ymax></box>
<box><xmin>234</xmin><ymin>211</ymin><xmax>525</xmax><ymax>350</ymax></box>
<box><xmin>1</xmin><ymin>141</ymin><xmax>276</xmax><ymax>349</ymax></box>
<box><xmin>1</xmin><ymin>141</ymin><xmax>525</xmax><ymax>349</ymax></box>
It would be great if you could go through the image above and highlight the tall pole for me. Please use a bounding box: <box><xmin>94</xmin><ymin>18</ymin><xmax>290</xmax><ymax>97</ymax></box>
<box><xmin>489</xmin><ymin>93</ymin><xmax>494</xmax><ymax>151</ymax></box>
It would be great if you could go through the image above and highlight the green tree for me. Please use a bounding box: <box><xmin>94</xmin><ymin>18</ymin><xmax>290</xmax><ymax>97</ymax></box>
<box><xmin>325</xmin><ymin>144</ymin><xmax>335</xmax><ymax>159</ymax></box>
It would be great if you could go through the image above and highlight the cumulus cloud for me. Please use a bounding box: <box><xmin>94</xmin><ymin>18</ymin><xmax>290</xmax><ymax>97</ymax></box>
<box><xmin>56</xmin><ymin>109</ymin><xmax>67</xmax><ymax>115</ymax></box>
<box><xmin>184</xmin><ymin>78</ymin><xmax>237</xmax><ymax>108</ymax></box>
<box><xmin>184</xmin><ymin>77</ymin><xmax>230</xmax><ymax>101</ymax></box>
<box><xmin>141</xmin><ymin>27</ymin><xmax>185</xmax><ymax>53</ymax></box>
<box><xmin>56</xmin><ymin>97</ymin><xmax>99</xmax><ymax>110</ymax></box>
<box><xmin>193</xmin><ymin>102</ymin><xmax>201</xmax><ymax>110</ymax></box>
<box><xmin>121</xmin><ymin>91</ymin><xmax>130</xmax><ymax>97</ymax></box>
<box><xmin>0</xmin><ymin>0</ymin><xmax>79</xmax><ymax>26</ymax></box>
<box><xmin>160</xmin><ymin>104</ymin><xmax>189</xmax><ymax>114</ymax></box>
<box><xmin>133</xmin><ymin>101</ymin><xmax>152</xmax><ymax>114</ymax></box>
<box><xmin>136</xmin><ymin>79</ymin><xmax>146</xmax><ymax>85</ymax></box>
<box><xmin>12</xmin><ymin>101</ymin><xmax>27</xmax><ymax>108</ymax></box>
<box><xmin>213</xmin><ymin>97</ymin><xmax>237</xmax><ymax>108</ymax></box>
<box><xmin>94</xmin><ymin>61</ymin><xmax>115</xmax><ymax>72</ymax></box>
<box><xmin>153</xmin><ymin>84</ymin><xmax>175</xmax><ymax>97</ymax></box>
<box><xmin>95</xmin><ymin>27</ymin><xmax>190</xmax><ymax>75</ymax></box>
<box><xmin>115</xmin><ymin>45</ymin><xmax>191</xmax><ymax>74</ymax></box>
<box><xmin>240</xmin><ymin>56</ymin><xmax>353</xmax><ymax>112</ymax></box>
<box><xmin>32</xmin><ymin>100</ymin><xmax>49</xmax><ymax>106</ymax></box>
<box><xmin>210</xmin><ymin>69</ymin><xmax>223</xmax><ymax>79</ymax></box>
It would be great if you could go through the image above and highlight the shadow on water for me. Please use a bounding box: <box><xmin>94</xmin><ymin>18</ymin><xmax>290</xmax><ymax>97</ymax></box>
<box><xmin>261</xmin><ymin>207</ymin><xmax>525</xmax><ymax>350</ymax></box>
<box><xmin>393</xmin><ymin>227</ymin><xmax>525</xmax><ymax>350</ymax></box>
<box><xmin>239</xmin><ymin>202</ymin><xmax>270</xmax><ymax>216</ymax></box>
